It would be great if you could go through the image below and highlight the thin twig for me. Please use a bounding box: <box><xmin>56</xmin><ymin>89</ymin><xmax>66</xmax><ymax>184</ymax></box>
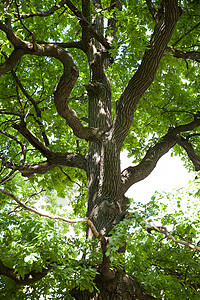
<box><xmin>147</xmin><ymin>225</ymin><xmax>200</xmax><ymax>251</ymax></box>
<box><xmin>15</xmin><ymin>0</ymin><xmax>37</xmax><ymax>48</ymax></box>
<box><xmin>172</xmin><ymin>21</ymin><xmax>200</xmax><ymax>47</ymax></box>
<box><xmin>58</xmin><ymin>166</ymin><xmax>81</xmax><ymax>187</ymax></box>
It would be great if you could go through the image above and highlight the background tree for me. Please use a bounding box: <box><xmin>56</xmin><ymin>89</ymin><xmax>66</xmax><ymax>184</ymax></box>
<box><xmin>0</xmin><ymin>0</ymin><xmax>200</xmax><ymax>299</ymax></box>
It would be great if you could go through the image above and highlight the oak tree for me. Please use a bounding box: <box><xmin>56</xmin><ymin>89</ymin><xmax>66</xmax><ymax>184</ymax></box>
<box><xmin>0</xmin><ymin>0</ymin><xmax>200</xmax><ymax>299</ymax></box>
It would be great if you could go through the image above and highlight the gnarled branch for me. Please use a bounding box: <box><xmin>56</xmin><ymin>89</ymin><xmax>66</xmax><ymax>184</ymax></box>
<box><xmin>0</xmin><ymin>21</ymin><xmax>101</xmax><ymax>143</ymax></box>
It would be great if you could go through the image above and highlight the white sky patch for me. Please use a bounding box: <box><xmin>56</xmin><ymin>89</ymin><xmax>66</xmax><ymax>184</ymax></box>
<box><xmin>121</xmin><ymin>150</ymin><xmax>194</xmax><ymax>203</ymax></box>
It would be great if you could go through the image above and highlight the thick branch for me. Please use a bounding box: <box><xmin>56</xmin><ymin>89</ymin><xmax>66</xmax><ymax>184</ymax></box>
<box><xmin>0</xmin><ymin>260</ymin><xmax>50</xmax><ymax>285</ymax></box>
<box><xmin>176</xmin><ymin>135</ymin><xmax>200</xmax><ymax>171</ymax></box>
<box><xmin>121</xmin><ymin>119</ymin><xmax>200</xmax><ymax>193</ymax></box>
<box><xmin>37</xmin><ymin>40</ymin><xmax>84</xmax><ymax>49</ymax></box>
<box><xmin>3</xmin><ymin>152</ymin><xmax>87</xmax><ymax>177</ymax></box>
<box><xmin>100</xmin><ymin>236</ymin><xmax>115</xmax><ymax>280</ymax></box>
<box><xmin>112</xmin><ymin>0</ymin><xmax>182</xmax><ymax>147</ymax></box>
<box><xmin>166</xmin><ymin>47</ymin><xmax>200</xmax><ymax>60</ymax></box>
<box><xmin>13</xmin><ymin>121</ymin><xmax>52</xmax><ymax>158</ymax></box>
<box><xmin>0</xmin><ymin>48</ymin><xmax>24</xmax><ymax>75</ymax></box>
<box><xmin>0</xmin><ymin>21</ymin><xmax>100</xmax><ymax>142</ymax></box>
<box><xmin>53</xmin><ymin>65</ymin><xmax>101</xmax><ymax>143</ymax></box>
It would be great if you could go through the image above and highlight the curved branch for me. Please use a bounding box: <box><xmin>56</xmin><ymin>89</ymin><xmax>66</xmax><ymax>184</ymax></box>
<box><xmin>121</xmin><ymin>119</ymin><xmax>200</xmax><ymax>193</ymax></box>
<box><xmin>112</xmin><ymin>0</ymin><xmax>182</xmax><ymax>148</ymax></box>
<box><xmin>121</xmin><ymin>135</ymin><xmax>176</xmax><ymax>194</ymax></box>
<box><xmin>0</xmin><ymin>48</ymin><xmax>24</xmax><ymax>75</ymax></box>
<box><xmin>0</xmin><ymin>20</ymin><xmax>101</xmax><ymax>143</ymax></box>
<box><xmin>0</xmin><ymin>260</ymin><xmax>51</xmax><ymax>285</ymax></box>
<box><xmin>176</xmin><ymin>135</ymin><xmax>200</xmax><ymax>171</ymax></box>
<box><xmin>52</xmin><ymin>64</ymin><xmax>101</xmax><ymax>143</ymax></box>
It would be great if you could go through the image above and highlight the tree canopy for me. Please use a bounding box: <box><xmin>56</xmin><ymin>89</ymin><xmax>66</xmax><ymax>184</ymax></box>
<box><xmin>0</xmin><ymin>0</ymin><xmax>200</xmax><ymax>299</ymax></box>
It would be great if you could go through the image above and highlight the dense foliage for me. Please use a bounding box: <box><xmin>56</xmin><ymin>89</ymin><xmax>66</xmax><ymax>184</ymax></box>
<box><xmin>0</xmin><ymin>0</ymin><xmax>200</xmax><ymax>299</ymax></box>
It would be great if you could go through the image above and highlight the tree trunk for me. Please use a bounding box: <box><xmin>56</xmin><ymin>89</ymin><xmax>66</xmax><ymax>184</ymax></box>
<box><xmin>71</xmin><ymin>270</ymin><xmax>160</xmax><ymax>300</ymax></box>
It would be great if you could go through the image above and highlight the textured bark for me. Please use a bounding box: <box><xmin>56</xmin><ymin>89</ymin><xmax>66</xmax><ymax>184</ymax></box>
<box><xmin>1</xmin><ymin>1</ymin><xmax>200</xmax><ymax>299</ymax></box>
<box><xmin>71</xmin><ymin>270</ymin><xmax>160</xmax><ymax>300</ymax></box>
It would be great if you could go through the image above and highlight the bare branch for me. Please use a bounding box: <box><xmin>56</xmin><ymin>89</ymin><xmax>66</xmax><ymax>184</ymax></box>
<box><xmin>172</xmin><ymin>21</ymin><xmax>200</xmax><ymax>47</ymax></box>
<box><xmin>0</xmin><ymin>189</ymin><xmax>99</xmax><ymax>238</ymax></box>
<box><xmin>147</xmin><ymin>225</ymin><xmax>200</xmax><ymax>251</ymax></box>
